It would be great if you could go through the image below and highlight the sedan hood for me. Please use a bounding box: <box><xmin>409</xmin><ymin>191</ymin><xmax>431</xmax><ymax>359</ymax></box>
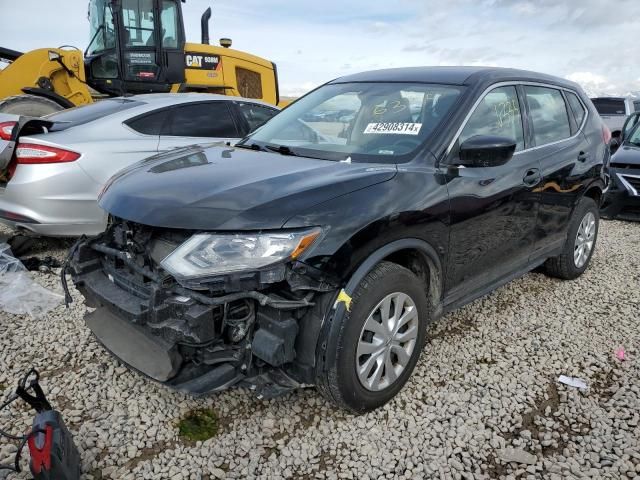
<box><xmin>612</xmin><ymin>144</ymin><xmax>640</xmax><ymax>166</ymax></box>
<box><xmin>99</xmin><ymin>145</ymin><xmax>396</xmax><ymax>230</ymax></box>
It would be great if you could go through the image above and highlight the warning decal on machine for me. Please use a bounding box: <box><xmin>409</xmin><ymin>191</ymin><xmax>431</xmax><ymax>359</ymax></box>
<box><xmin>363</xmin><ymin>123</ymin><xmax>422</xmax><ymax>135</ymax></box>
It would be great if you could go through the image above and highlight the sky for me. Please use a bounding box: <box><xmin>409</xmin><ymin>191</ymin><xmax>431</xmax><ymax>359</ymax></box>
<box><xmin>1</xmin><ymin>0</ymin><xmax>639</xmax><ymax>97</ymax></box>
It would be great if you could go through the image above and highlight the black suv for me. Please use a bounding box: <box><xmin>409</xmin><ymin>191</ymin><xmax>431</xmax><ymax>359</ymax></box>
<box><xmin>68</xmin><ymin>67</ymin><xmax>608</xmax><ymax>413</ymax></box>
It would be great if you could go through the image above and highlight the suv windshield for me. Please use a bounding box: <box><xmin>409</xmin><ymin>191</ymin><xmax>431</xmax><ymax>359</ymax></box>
<box><xmin>626</xmin><ymin>123</ymin><xmax>640</xmax><ymax>147</ymax></box>
<box><xmin>241</xmin><ymin>82</ymin><xmax>463</xmax><ymax>163</ymax></box>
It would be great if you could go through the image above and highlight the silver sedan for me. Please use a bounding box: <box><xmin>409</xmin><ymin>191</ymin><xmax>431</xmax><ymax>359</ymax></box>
<box><xmin>0</xmin><ymin>93</ymin><xmax>278</xmax><ymax>236</ymax></box>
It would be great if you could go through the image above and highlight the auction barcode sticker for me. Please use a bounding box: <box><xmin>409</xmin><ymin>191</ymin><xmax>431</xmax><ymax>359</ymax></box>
<box><xmin>364</xmin><ymin>122</ymin><xmax>422</xmax><ymax>135</ymax></box>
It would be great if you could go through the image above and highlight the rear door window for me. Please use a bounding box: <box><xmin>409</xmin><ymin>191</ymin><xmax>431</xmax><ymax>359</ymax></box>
<box><xmin>565</xmin><ymin>92</ymin><xmax>586</xmax><ymax>128</ymax></box>
<box><xmin>237</xmin><ymin>103</ymin><xmax>279</xmax><ymax>132</ymax></box>
<box><xmin>164</xmin><ymin>102</ymin><xmax>239</xmax><ymax>137</ymax></box>
<box><xmin>524</xmin><ymin>86</ymin><xmax>571</xmax><ymax>146</ymax></box>
<box><xmin>591</xmin><ymin>98</ymin><xmax>626</xmax><ymax>116</ymax></box>
<box><xmin>459</xmin><ymin>86</ymin><xmax>525</xmax><ymax>151</ymax></box>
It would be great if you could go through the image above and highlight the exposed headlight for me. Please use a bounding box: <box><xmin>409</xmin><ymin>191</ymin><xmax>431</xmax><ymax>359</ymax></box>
<box><xmin>160</xmin><ymin>228</ymin><xmax>321</xmax><ymax>280</ymax></box>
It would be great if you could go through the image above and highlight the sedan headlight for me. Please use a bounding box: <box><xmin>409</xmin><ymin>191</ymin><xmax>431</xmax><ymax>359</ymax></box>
<box><xmin>161</xmin><ymin>228</ymin><xmax>321</xmax><ymax>280</ymax></box>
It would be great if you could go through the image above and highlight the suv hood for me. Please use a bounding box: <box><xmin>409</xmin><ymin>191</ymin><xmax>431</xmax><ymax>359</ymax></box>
<box><xmin>99</xmin><ymin>145</ymin><xmax>397</xmax><ymax>230</ymax></box>
<box><xmin>612</xmin><ymin>144</ymin><xmax>640</xmax><ymax>166</ymax></box>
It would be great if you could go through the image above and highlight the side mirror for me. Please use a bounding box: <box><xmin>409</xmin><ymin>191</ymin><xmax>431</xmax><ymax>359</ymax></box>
<box><xmin>609</xmin><ymin>137</ymin><xmax>621</xmax><ymax>154</ymax></box>
<box><xmin>458</xmin><ymin>135</ymin><xmax>516</xmax><ymax>167</ymax></box>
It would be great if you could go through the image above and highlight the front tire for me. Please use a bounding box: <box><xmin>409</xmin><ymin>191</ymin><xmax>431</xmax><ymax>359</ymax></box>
<box><xmin>316</xmin><ymin>261</ymin><xmax>429</xmax><ymax>413</ymax></box>
<box><xmin>544</xmin><ymin>196</ymin><xmax>599</xmax><ymax>280</ymax></box>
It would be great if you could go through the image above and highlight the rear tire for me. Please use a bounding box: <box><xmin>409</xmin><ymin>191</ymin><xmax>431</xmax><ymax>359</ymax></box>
<box><xmin>316</xmin><ymin>261</ymin><xmax>429</xmax><ymax>413</ymax></box>
<box><xmin>0</xmin><ymin>94</ymin><xmax>63</xmax><ymax>116</ymax></box>
<box><xmin>544</xmin><ymin>196</ymin><xmax>599</xmax><ymax>280</ymax></box>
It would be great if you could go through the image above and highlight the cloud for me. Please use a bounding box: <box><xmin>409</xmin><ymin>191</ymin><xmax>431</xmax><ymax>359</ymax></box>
<box><xmin>0</xmin><ymin>0</ymin><xmax>637</xmax><ymax>97</ymax></box>
<box><xmin>566</xmin><ymin>72</ymin><xmax>614</xmax><ymax>95</ymax></box>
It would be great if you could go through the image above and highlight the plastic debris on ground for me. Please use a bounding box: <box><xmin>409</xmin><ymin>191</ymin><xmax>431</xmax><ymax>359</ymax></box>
<box><xmin>557</xmin><ymin>375</ymin><xmax>588</xmax><ymax>391</ymax></box>
<box><xmin>615</xmin><ymin>346</ymin><xmax>626</xmax><ymax>361</ymax></box>
<box><xmin>0</xmin><ymin>243</ymin><xmax>63</xmax><ymax>318</ymax></box>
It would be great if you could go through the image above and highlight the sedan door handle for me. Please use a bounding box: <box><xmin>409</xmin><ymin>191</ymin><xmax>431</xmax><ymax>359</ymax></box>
<box><xmin>523</xmin><ymin>168</ymin><xmax>541</xmax><ymax>187</ymax></box>
<box><xmin>577</xmin><ymin>151</ymin><xmax>588</xmax><ymax>162</ymax></box>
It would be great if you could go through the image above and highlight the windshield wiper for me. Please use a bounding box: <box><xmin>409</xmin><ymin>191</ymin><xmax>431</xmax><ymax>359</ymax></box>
<box><xmin>234</xmin><ymin>143</ymin><xmax>267</xmax><ymax>152</ymax></box>
<box><xmin>264</xmin><ymin>144</ymin><xmax>300</xmax><ymax>156</ymax></box>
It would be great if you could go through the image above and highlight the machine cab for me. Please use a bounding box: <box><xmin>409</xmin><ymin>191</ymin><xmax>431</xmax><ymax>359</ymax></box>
<box><xmin>85</xmin><ymin>0</ymin><xmax>186</xmax><ymax>96</ymax></box>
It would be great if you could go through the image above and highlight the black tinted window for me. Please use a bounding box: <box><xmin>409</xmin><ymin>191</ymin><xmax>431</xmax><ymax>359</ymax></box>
<box><xmin>237</xmin><ymin>103</ymin><xmax>278</xmax><ymax>131</ymax></box>
<box><xmin>525</xmin><ymin>86</ymin><xmax>571</xmax><ymax>146</ymax></box>
<box><xmin>47</xmin><ymin>99</ymin><xmax>144</xmax><ymax>125</ymax></box>
<box><xmin>634</xmin><ymin>101</ymin><xmax>640</xmax><ymax>112</ymax></box>
<box><xmin>591</xmin><ymin>98</ymin><xmax>626</xmax><ymax>115</ymax></box>
<box><xmin>566</xmin><ymin>92</ymin><xmax>586</xmax><ymax>127</ymax></box>
<box><xmin>126</xmin><ymin>110</ymin><xmax>167</xmax><ymax>135</ymax></box>
<box><xmin>164</xmin><ymin>102</ymin><xmax>239</xmax><ymax>137</ymax></box>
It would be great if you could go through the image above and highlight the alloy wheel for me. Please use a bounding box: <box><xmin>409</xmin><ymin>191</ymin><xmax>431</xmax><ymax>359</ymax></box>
<box><xmin>574</xmin><ymin>211</ymin><xmax>596</xmax><ymax>268</ymax></box>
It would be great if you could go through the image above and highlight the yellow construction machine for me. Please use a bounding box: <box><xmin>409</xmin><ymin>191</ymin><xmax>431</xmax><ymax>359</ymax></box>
<box><xmin>0</xmin><ymin>0</ymin><xmax>284</xmax><ymax>116</ymax></box>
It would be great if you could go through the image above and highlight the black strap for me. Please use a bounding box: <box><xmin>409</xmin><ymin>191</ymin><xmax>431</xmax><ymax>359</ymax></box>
<box><xmin>15</xmin><ymin>369</ymin><xmax>52</xmax><ymax>413</ymax></box>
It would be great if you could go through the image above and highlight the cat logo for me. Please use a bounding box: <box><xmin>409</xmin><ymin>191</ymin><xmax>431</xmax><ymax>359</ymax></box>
<box><xmin>186</xmin><ymin>55</ymin><xmax>204</xmax><ymax>68</ymax></box>
<box><xmin>185</xmin><ymin>53</ymin><xmax>220</xmax><ymax>70</ymax></box>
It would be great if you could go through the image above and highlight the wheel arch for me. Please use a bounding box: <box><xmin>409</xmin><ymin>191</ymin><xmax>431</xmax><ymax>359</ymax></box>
<box><xmin>582</xmin><ymin>179</ymin><xmax>605</xmax><ymax>207</ymax></box>
<box><xmin>302</xmin><ymin>238</ymin><xmax>444</xmax><ymax>386</ymax></box>
<box><xmin>343</xmin><ymin>238</ymin><xmax>443</xmax><ymax>313</ymax></box>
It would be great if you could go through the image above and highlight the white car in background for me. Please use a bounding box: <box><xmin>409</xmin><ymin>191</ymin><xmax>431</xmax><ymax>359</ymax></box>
<box><xmin>590</xmin><ymin>97</ymin><xmax>639</xmax><ymax>139</ymax></box>
<box><xmin>0</xmin><ymin>93</ymin><xmax>279</xmax><ymax>237</ymax></box>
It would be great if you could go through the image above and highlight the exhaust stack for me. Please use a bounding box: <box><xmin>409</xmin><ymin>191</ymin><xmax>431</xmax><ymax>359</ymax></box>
<box><xmin>201</xmin><ymin>7</ymin><xmax>212</xmax><ymax>45</ymax></box>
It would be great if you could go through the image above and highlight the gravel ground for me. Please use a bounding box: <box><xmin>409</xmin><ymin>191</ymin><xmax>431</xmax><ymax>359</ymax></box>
<box><xmin>0</xmin><ymin>220</ymin><xmax>639</xmax><ymax>480</ymax></box>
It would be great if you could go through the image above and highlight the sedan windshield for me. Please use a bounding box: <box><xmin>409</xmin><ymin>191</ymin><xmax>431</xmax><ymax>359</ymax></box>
<box><xmin>241</xmin><ymin>82</ymin><xmax>463</xmax><ymax>163</ymax></box>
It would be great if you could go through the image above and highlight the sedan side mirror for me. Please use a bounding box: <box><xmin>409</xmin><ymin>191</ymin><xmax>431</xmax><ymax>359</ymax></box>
<box><xmin>458</xmin><ymin>135</ymin><xmax>516</xmax><ymax>168</ymax></box>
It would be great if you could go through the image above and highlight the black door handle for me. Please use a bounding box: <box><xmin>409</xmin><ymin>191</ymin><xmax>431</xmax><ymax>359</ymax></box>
<box><xmin>523</xmin><ymin>168</ymin><xmax>541</xmax><ymax>187</ymax></box>
<box><xmin>577</xmin><ymin>151</ymin><xmax>588</xmax><ymax>162</ymax></box>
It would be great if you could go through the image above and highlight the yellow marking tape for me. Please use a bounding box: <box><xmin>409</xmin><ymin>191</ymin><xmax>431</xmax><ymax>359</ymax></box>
<box><xmin>334</xmin><ymin>289</ymin><xmax>352</xmax><ymax>311</ymax></box>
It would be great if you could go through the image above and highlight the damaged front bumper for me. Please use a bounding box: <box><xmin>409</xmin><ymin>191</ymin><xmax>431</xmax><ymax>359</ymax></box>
<box><xmin>601</xmin><ymin>168</ymin><xmax>640</xmax><ymax>220</ymax></box>
<box><xmin>66</xmin><ymin>221</ymin><xmax>336</xmax><ymax>398</ymax></box>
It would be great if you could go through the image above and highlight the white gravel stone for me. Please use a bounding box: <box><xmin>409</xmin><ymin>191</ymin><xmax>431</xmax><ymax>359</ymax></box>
<box><xmin>0</xmin><ymin>220</ymin><xmax>639</xmax><ymax>479</ymax></box>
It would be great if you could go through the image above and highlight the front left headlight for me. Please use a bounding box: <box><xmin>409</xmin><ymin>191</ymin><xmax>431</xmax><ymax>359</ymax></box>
<box><xmin>160</xmin><ymin>228</ymin><xmax>322</xmax><ymax>280</ymax></box>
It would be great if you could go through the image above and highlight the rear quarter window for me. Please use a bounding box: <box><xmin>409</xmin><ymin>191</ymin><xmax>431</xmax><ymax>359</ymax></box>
<box><xmin>126</xmin><ymin>110</ymin><xmax>168</xmax><ymax>135</ymax></box>
<box><xmin>591</xmin><ymin>98</ymin><xmax>626</xmax><ymax>116</ymax></box>
<box><xmin>47</xmin><ymin>99</ymin><xmax>144</xmax><ymax>126</ymax></box>
<box><xmin>565</xmin><ymin>92</ymin><xmax>587</xmax><ymax>128</ymax></box>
